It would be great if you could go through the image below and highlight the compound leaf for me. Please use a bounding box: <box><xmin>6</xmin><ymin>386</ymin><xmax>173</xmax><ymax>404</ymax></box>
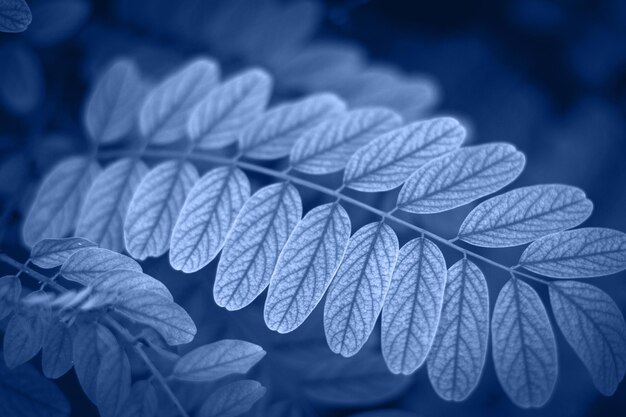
<box><xmin>76</xmin><ymin>158</ymin><xmax>148</xmax><ymax>252</ymax></box>
<box><xmin>215</xmin><ymin>182</ymin><xmax>301</xmax><ymax>310</ymax></box>
<box><xmin>324</xmin><ymin>222</ymin><xmax>398</xmax><ymax>357</ymax></box>
<box><xmin>397</xmin><ymin>143</ymin><xmax>526</xmax><ymax>214</ymax></box>
<box><xmin>173</xmin><ymin>339</ymin><xmax>265</xmax><ymax>382</ymax></box>
<box><xmin>381</xmin><ymin>237</ymin><xmax>446</xmax><ymax>375</ymax></box>
<box><xmin>30</xmin><ymin>237</ymin><xmax>97</xmax><ymax>268</ymax></box>
<box><xmin>550</xmin><ymin>281</ymin><xmax>626</xmax><ymax>395</ymax></box>
<box><xmin>140</xmin><ymin>58</ymin><xmax>219</xmax><ymax>144</ymax></box>
<box><xmin>0</xmin><ymin>275</ymin><xmax>21</xmax><ymax>320</ymax></box>
<box><xmin>0</xmin><ymin>360</ymin><xmax>70</xmax><ymax>417</ymax></box>
<box><xmin>290</xmin><ymin>107</ymin><xmax>402</xmax><ymax>174</ymax></box>
<box><xmin>343</xmin><ymin>117</ymin><xmax>465</xmax><ymax>192</ymax></box>
<box><xmin>491</xmin><ymin>278</ymin><xmax>558</xmax><ymax>408</ymax></box>
<box><xmin>85</xmin><ymin>59</ymin><xmax>147</xmax><ymax>144</ymax></box>
<box><xmin>427</xmin><ymin>258</ymin><xmax>489</xmax><ymax>401</ymax></box>
<box><xmin>0</xmin><ymin>0</ymin><xmax>31</xmax><ymax>33</ymax></box>
<box><xmin>61</xmin><ymin>247</ymin><xmax>141</xmax><ymax>285</ymax></box>
<box><xmin>520</xmin><ymin>228</ymin><xmax>626</xmax><ymax>278</ymax></box>
<box><xmin>199</xmin><ymin>380</ymin><xmax>265</xmax><ymax>417</ymax></box>
<box><xmin>124</xmin><ymin>160</ymin><xmax>198</xmax><ymax>260</ymax></box>
<box><xmin>188</xmin><ymin>68</ymin><xmax>272</xmax><ymax>150</ymax></box>
<box><xmin>23</xmin><ymin>157</ymin><xmax>100</xmax><ymax>247</ymax></box>
<box><xmin>264</xmin><ymin>202</ymin><xmax>351</xmax><ymax>333</ymax></box>
<box><xmin>42</xmin><ymin>320</ymin><xmax>73</xmax><ymax>379</ymax></box>
<box><xmin>239</xmin><ymin>93</ymin><xmax>346</xmax><ymax>159</ymax></box>
<box><xmin>170</xmin><ymin>167</ymin><xmax>250</xmax><ymax>273</ymax></box>
<box><xmin>115</xmin><ymin>290</ymin><xmax>196</xmax><ymax>345</ymax></box>
<box><xmin>96</xmin><ymin>341</ymin><xmax>131</xmax><ymax>417</ymax></box>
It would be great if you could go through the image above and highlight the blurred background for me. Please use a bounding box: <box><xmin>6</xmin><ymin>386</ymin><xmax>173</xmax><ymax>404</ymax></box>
<box><xmin>1</xmin><ymin>0</ymin><xmax>626</xmax><ymax>416</ymax></box>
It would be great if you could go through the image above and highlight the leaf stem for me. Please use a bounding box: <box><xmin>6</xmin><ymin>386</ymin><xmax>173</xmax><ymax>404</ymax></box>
<box><xmin>97</xmin><ymin>149</ymin><xmax>550</xmax><ymax>285</ymax></box>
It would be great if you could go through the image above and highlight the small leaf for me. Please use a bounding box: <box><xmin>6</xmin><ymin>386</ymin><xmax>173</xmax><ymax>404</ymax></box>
<box><xmin>114</xmin><ymin>290</ymin><xmax>196</xmax><ymax>345</ymax></box>
<box><xmin>85</xmin><ymin>59</ymin><xmax>147</xmax><ymax>144</ymax></box>
<box><xmin>124</xmin><ymin>161</ymin><xmax>198</xmax><ymax>260</ymax></box>
<box><xmin>3</xmin><ymin>291</ymin><xmax>50</xmax><ymax>369</ymax></box>
<box><xmin>0</xmin><ymin>43</ymin><xmax>43</xmax><ymax>114</ymax></box>
<box><xmin>76</xmin><ymin>158</ymin><xmax>148</xmax><ymax>252</ymax></box>
<box><xmin>30</xmin><ymin>237</ymin><xmax>97</xmax><ymax>268</ymax></box>
<box><xmin>397</xmin><ymin>143</ymin><xmax>526</xmax><ymax>214</ymax></box>
<box><xmin>173</xmin><ymin>339</ymin><xmax>265</xmax><ymax>382</ymax></box>
<box><xmin>324</xmin><ymin>222</ymin><xmax>398</xmax><ymax>357</ymax></box>
<box><xmin>458</xmin><ymin>184</ymin><xmax>593</xmax><ymax>247</ymax></box>
<box><xmin>215</xmin><ymin>183</ymin><xmax>302</xmax><ymax>310</ymax></box>
<box><xmin>188</xmin><ymin>68</ymin><xmax>272</xmax><ymax>150</ymax></box>
<box><xmin>91</xmin><ymin>269</ymin><xmax>172</xmax><ymax>302</ymax></box>
<box><xmin>140</xmin><ymin>58</ymin><xmax>219</xmax><ymax>144</ymax></box>
<box><xmin>73</xmin><ymin>322</ymin><xmax>118</xmax><ymax>403</ymax></box>
<box><xmin>199</xmin><ymin>380</ymin><xmax>266</xmax><ymax>417</ymax></box>
<box><xmin>61</xmin><ymin>247</ymin><xmax>141</xmax><ymax>285</ymax></box>
<box><xmin>491</xmin><ymin>278</ymin><xmax>558</xmax><ymax>408</ymax></box>
<box><xmin>343</xmin><ymin>117</ymin><xmax>465</xmax><ymax>192</ymax></box>
<box><xmin>118</xmin><ymin>381</ymin><xmax>158</xmax><ymax>417</ymax></box>
<box><xmin>96</xmin><ymin>342</ymin><xmax>131</xmax><ymax>417</ymax></box>
<box><xmin>303</xmin><ymin>353</ymin><xmax>410</xmax><ymax>407</ymax></box>
<box><xmin>550</xmin><ymin>281</ymin><xmax>626</xmax><ymax>395</ymax></box>
<box><xmin>264</xmin><ymin>203</ymin><xmax>351</xmax><ymax>333</ymax></box>
<box><xmin>519</xmin><ymin>228</ymin><xmax>626</xmax><ymax>278</ymax></box>
<box><xmin>381</xmin><ymin>237</ymin><xmax>446</xmax><ymax>375</ymax></box>
<box><xmin>0</xmin><ymin>275</ymin><xmax>21</xmax><ymax>320</ymax></box>
<box><xmin>290</xmin><ymin>107</ymin><xmax>402</xmax><ymax>174</ymax></box>
<box><xmin>427</xmin><ymin>258</ymin><xmax>489</xmax><ymax>401</ymax></box>
<box><xmin>0</xmin><ymin>360</ymin><xmax>70</xmax><ymax>417</ymax></box>
<box><xmin>23</xmin><ymin>157</ymin><xmax>100</xmax><ymax>247</ymax></box>
<box><xmin>239</xmin><ymin>93</ymin><xmax>346</xmax><ymax>159</ymax></box>
<box><xmin>42</xmin><ymin>320</ymin><xmax>74</xmax><ymax>379</ymax></box>
<box><xmin>170</xmin><ymin>167</ymin><xmax>250</xmax><ymax>273</ymax></box>
<box><xmin>0</xmin><ymin>0</ymin><xmax>31</xmax><ymax>32</ymax></box>
<box><xmin>25</xmin><ymin>0</ymin><xmax>90</xmax><ymax>46</ymax></box>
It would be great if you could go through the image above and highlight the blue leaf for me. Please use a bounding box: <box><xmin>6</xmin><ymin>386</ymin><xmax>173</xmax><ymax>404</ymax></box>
<box><xmin>290</xmin><ymin>107</ymin><xmax>402</xmax><ymax>174</ymax></box>
<box><xmin>343</xmin><ymin>117</ymin><xmax>465</xmax><ymax>192</ymax></box>
<box><xmin>215</xmin><ymin>183</ymin><xmax>302</xmax><ymax>310</ymax></box>
<box><xmin>458</xmin><ymin>184</ymin><xmax>593</xmax><ymax>247</ymax></box>
<box><xmin>3</xmin><ymin>291</ymin><xmax>50</xmax><ymax>369</ymax></box>
<box><xmin>0</xmin><ymin>275</ymin><xmax>21</xmax><ymax>320</ymax></box>
<box><xmin>0</xmin><ymin>43</ymin><xmax>43</xmax><ymax>114</ymax></box>
<box><xmin>0</xmin><ymin>0</ymin><xmax>31</xmax><ymax>33</ymax></box>
<box><xmin>549</xmin><ymin>281</ymin><xmax>626</xmax><ymax>395</ymax></box>
<box><xmin>170</xmin><ymin>167</ymin><xmax>250</xmax><ymax>273</ymax></box>
<box><xmin>303</xmin><ymin>353</ymin><xmax>410</xmax><ymax>407</ymax></box>
<box><xmin>118</xmin><ymin>381</ymin><xmax>158</xmax><ymax>417</ymax></box>
<box><xmin>381</xmin><ymin>237</ymin><xmax>446</xmax><ymax>375</ymax></box>
<box><xmin>0</xmin><ymin>360</ymin><xmax>70</xmax><ymax>417</ymax></box>
<box><xmin>397</xmin><ymin>143</ymin><xmax>526</xmax><ymax>214</ymax></box>
<box><xmin>173</xmin><ymin>339</ymin><xmax>265</xmax><ymax>382</ymax></box>
<box><xmin>519</xmin><ymin>227</ymin><xmax>626</xmax><ymax>278</ymax></box>
<box><xmin>188</xmin><ymin>68</ymin><xmax>272</xmax><ymax>150</ymax></box>
<box><xmin>264</xmin><ymin>202</ymin><xmax>351</xmax><ymax>333</ymax></box>
<box><xmin>23</xmin><ymin>157</ymin><xmax>100</xmax><ymax>247</ymax></box>
<box><xmin>25</xmin><ymin>0</ymin><xmax>90</xmax><ymax>46</ymax></box>
<box><xmin>114</xmin><ymin>290</ymin><xmax>196</xmax><ymax>345</ymax></box>
<box><xmin>60</xmin><ymin>247</ymin><xmax>141</xmax><ymax>285</ymax></box>
<box><xmin>491</xmin><ymin>278</ymin><xmax>558</xmax><ymax>408</ymax></box>
<box><xmin>42</xmin><ymin>320</ymin><xmax>73</xmax><ymax>379</ymax></box>
<box><xmin>124</xmin><ymin>161</ymin><xmax>198</xmax><ymax>260</ymax></box>
<box><xmin>30</xmin><ymin>237</ymin><xmax>97</xmax><ymax>268</ymax></box>
<box><xmin>427</xmin><ymin>258</ymin><xmax>489</xmax><ymax>401</ymax></box>
<box><xmin>324</xmin><ymin>222</ymin><xmax>398</xmax><ymax>357</ymax></box>
<box><xmin>76</xmin><ymin>158</ymin><xmax>148</xmax><ymax>252</ymax></box>
<box><xmin>73</xmin><ymin>323</ymin><xmax>118</xmax><ymax>403</ymax></box>
<box><xmin>90</xmin><ymin>269</ymin><xmax>172</xmax><ymax>302</ymax></box>
<box><xmin>96</xmin><ymin>341</ymin><xmax>131</xmax><ymax>417</ymax></box>
<box><xmin>140</xmin><ymin>58</ymin><xmax>219</xmax><ymax>144</ymax></box>
<box><xmin>239</xmin><ymin>93</ymin><xmax>346</xmax><ymax>159</ymax></box>
<box><xmin>84</xmin><ymin>59</ymin><xmax>147</xmax><ymax>144</ymax></box>
<box><xmin>199</xmin><ymin>380</ymin><xmax>266</xmax><ymax>417</ymax></box>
